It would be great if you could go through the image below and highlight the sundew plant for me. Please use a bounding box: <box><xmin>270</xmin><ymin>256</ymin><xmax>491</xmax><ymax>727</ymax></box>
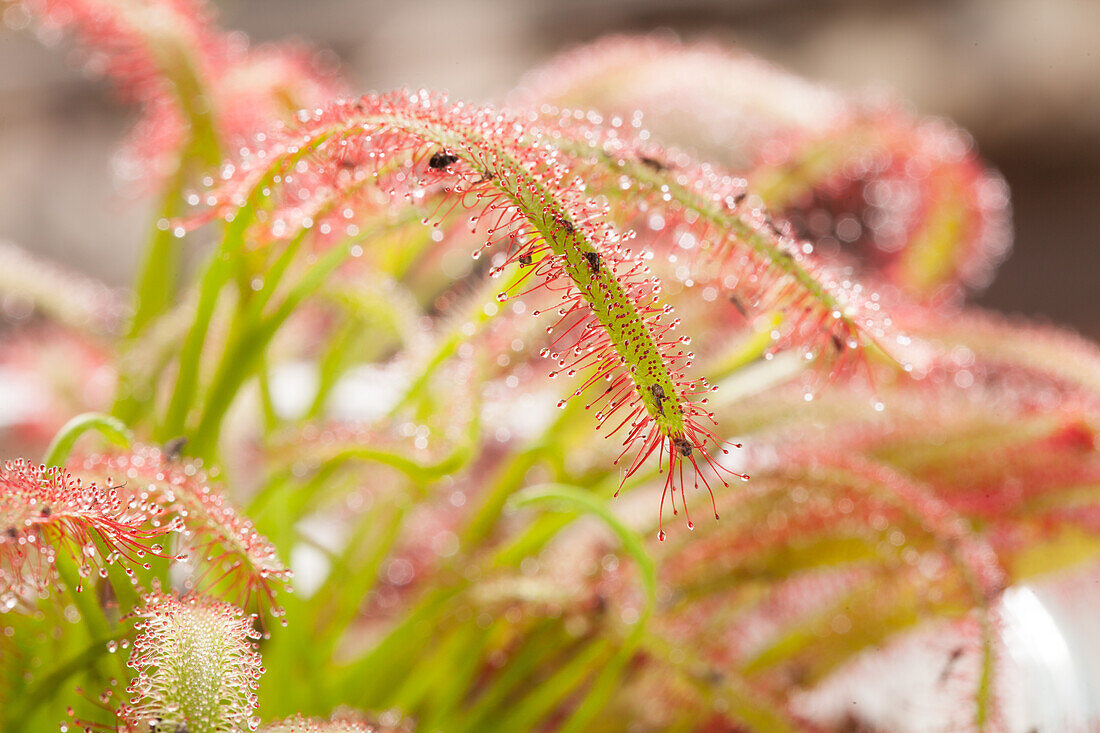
<box><xmin>1</xmin><ymin>2</ymin><xmax>1098</xmax><ymax>732</ymax></box>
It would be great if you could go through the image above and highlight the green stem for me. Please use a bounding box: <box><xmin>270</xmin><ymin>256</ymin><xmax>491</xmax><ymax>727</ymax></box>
<box><xmin>159</xmin><ymin>243</ymin><xmax>239</xmax><ymax>440</ymax></box>
<box><xmin>509</xmin><ymin>483</ymin><xmax>656</xmax><ymax>605</ymax></box>
<box><xmin>491</xmin><ymin>639</ymin><xmax>613</xmax><ymax>731</ymax></box>
<box><xmin>335</xmin><ymin>585</ymin><xmax>464</xmax><ymax>704</ymax></box>
<box><xmin>706</xmin><ymin>313</ymin><xmax>783</xmax><ymax>381</ymax></box>
<box><xmin>507</xmin><ymin>483</ymin><xmax>658</xmax><ymax>732</ymax></box>
<box><xmin>640</xmin><ymin>632</ymin><xmax>800</xmax><ymax>733</ymax></box>
<box><xmin>43</xmin><ymin>413</ymin><xmax>132</xmax><ymax>467</ymax></box>
<box><xmin>159</xmin><ymin>136</ymin><xmax>330</xmax><ymax>442</ymax></box>
<box><xmin>124</xmin><ymin>0</ymin><xmax>224</xmax><ymax>335</ymax></box>
<box><xmin>388</xmin><ymin>258</ymin><xmax>533</xmax><ymax>417</ymax></box>
<box><xmin>305</xmin><ymin>320</ymin><xmax>358</xmax><ymax>419</ymax></box>
<box><xmin>128</xmin><ymin>180</ymin><xmax>186</xmax><ymax>337</ymax></box>
<box><xmin>453</xmin><ymin>622</ymin><xmax>566</xmax><ymax>732</ymax></box>
<box><xmin>1</xmin><ymin>628</ymin><xmax>125</xmax><ymax>732</ymax></box>
<box><xmin>258</xmin><ymin>357</ymin><xmax>280</xmax><ymax>433</ymax></box>
<box><xmin>189</xmin><ymin>243</ymin><xmax>353</xmax><ymax>457</ymax></box>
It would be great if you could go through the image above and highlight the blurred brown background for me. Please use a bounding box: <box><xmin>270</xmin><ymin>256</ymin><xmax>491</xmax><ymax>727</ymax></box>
<box><xmin>1</xmin><ymin>0</ymin><xmax>1097</xmax><ymax>335</ymax></box>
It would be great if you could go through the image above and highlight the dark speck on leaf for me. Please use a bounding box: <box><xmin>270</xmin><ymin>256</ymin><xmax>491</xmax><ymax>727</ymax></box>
<box><xmin>163</xmin><ymin>436</ymin><xmax>188</xmax><ymax>462</ymax></box>
<box><xmin>429</xmin><ymin>150</ymin><xmax>459</xmax><ymax>170</ymax></box>
<box><xmin>650</xmin><ymin>383</ymin><xmax>667</xmax><ymax>412</ymax></box>
<box><xmin>583</xmin><ymin>251</ymin><xmax>600</xmax><ymax>274</ymax></box>
<box><xmin>939</xmin><ymin>646</ymin><xmax>964</xmax><ymax>684</ymax></box>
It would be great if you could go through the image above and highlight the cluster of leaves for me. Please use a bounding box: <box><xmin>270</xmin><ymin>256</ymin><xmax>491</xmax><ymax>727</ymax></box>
<box><xmin>0</xmin><ymin>2</ymin><xmax>1097</xmax><ymax>732</ymax></box>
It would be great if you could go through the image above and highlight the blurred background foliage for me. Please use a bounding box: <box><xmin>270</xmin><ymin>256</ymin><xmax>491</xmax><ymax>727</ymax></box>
<box><xmin>1</xmin><ymin>2</ymin><xmax>1099</xmax><ymax>732</ymax></box>
<box><xmin>1</xmin><ymin>0</ymin><xmax>1097</xmax><ymax>337</ymax></box>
